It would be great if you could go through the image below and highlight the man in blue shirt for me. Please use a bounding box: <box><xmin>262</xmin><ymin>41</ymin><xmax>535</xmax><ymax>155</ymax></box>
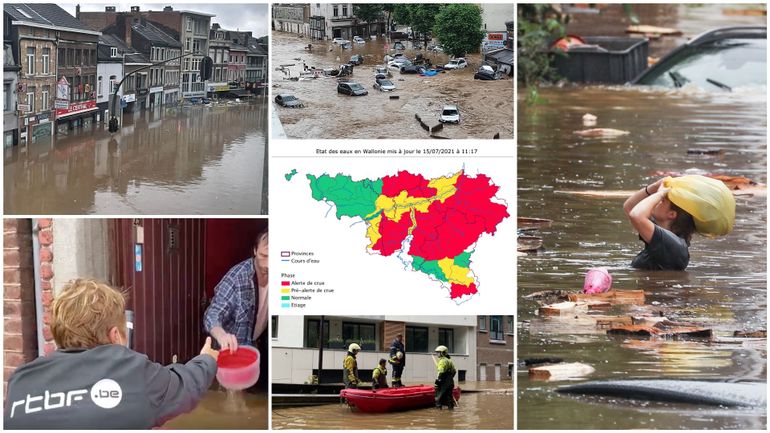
<box><xmin>204</xmin><ymin>229</ymin><xmax>269</xmax><ymax>359</ymax></box>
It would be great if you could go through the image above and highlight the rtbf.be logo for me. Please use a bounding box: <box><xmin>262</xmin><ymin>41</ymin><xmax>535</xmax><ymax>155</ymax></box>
<box><xmin>10</xmin><ymin>379</ymin><xmax>123</xmax><ymax>417</ymax></box>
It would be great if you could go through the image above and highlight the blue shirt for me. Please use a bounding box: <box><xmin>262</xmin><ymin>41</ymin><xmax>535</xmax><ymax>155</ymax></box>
<box><xmin>203</xmin><ymin>258</ymin><xmax>256</xmax><ymax>345</ymax></box>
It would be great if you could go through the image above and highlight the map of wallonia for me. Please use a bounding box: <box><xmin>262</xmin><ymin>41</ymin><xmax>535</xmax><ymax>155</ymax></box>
<box><xmin>286</xmin><ymin>168</ymin><xmax>509</xmax><ymax>303</ymax></box>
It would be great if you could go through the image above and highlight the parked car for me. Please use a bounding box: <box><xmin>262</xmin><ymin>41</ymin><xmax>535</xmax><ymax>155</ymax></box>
<box><xmin>332</xmin><ymin>37</ymin><xmax>351</xmax><ymax>45</ymax></box>
<box><xmin>400</xmin><ymin>65</ymin><xmax>426</xmax><ymax>74</ymax></box>
<box><xmin>349</xmin><ymin>54</ymin><xmax>364</xmax><ymax>66</ymax></box>
<box><xmin>388</xmin><ymin>59</ymin><xmax>412</xmax><ymax>70</ymax></box>
<box><xmin>631</xmin><ymin>26</ymin><xmax>766</xmax><ymax>90</ymax></box>
<box><xmin>444</xmin><ymin>58</ymin><xmax>468</xmax><ymax>69</ymax></box>
<box><xmin>439</xmin><ymin>105</ymin><xmax>460</xmax><ymax>123</ymax></box>
<box><xmin>337</xmin><ymin>81</ymin><xmax>368</xmax><ymax>96</ymax></box>
<box><xmin>474</xmin><ymin>65</ymin><xmax>501</xmax><ymax>80</ymax></box>
<box><xmin>374</xmin><ymin>78</ymin><xmax>396</xmax><ymax>91</ymax></box>
<box><xmin>393</xmin><ymin>41</ymin><xmax>406</xmax><ymax>50</ymax></box>
<box><xmin>274</xmin><ymin>94</ymin><xmax>303</xmax><ymax>107</ymax></box>
<box><xmin>428</xmin><ymin>44</ymin><xmax>444</xmax><ymax>53</ymax></box>
<box><xmin>374</xmin><ymin>66</ymin><xmax>392</xmax><ymax>78</ymax></box>
<box><xmin>353</xmin><ymin>36</ymin><xmax>365</xmax><ymax>44</ymax></box>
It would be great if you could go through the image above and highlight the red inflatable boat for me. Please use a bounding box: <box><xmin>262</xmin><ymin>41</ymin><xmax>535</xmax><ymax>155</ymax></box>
<box><xmin>340</xmin><ymin>385</ymin><xmax>461</xmax><ymax>413</ymax></box>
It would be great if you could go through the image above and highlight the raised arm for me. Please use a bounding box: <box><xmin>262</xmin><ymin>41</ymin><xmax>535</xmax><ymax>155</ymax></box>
<box><xmin>624</xmin><ymin>178</ymin><xmax>664</xmax><ymax>216</ymax></box>
<box><xmin>627</xmin><ymin>186</ymin><xmax>669</xmax><ymax>243</ymax></box>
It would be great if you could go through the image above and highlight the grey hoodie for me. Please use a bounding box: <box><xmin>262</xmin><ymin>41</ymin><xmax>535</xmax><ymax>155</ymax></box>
<box><xmin>4</xmin><ymin>344</ymin><xmax>216</xmax><ymax>429</ymax></box>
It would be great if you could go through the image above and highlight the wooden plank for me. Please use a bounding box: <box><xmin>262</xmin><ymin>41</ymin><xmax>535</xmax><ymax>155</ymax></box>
<box><xmin>529</xmin><ymin>362</ymin><xmax>595</xmax><ymax>380</ymax></box>
<box><xmin>722</xmin><ymin>8</ymin><xmax>767</xmax><ymax>16</ymax></box>
<box><xmin>626</xmin><ymin>25</ymin><xmax>683</xmax><ymax>36</ymax></box>
<box><xmin>573</xmin><ymin>128</ymin><xmax>630</xmax><ymax>138</ymax></box>
<box><xmin>734</xmin><ymin>330</ymin><xmax>767</xmax><ymax>338</ymax></box>
<box><xmin>517</xmin><ymin>217</ymin><xmax>553</xmax><ymax>230</ymax></box>
<box><xmin>539</xmin><ymin>301</ymin><xmax>587</xmax><ymax>316</ymax></box>
<box><xmin>607</xmin><ymin>324</ymin><xmax>712</xmax><ymax>339</ymax></box>
<box><xmin>568</xmin><ymin>289</ymin><xmax>645</xmax><ymax>305</ymax></box>
<box><xmin>518</xmin><ymin>235</ymin><xmax>543</xmax><ymax>252</ymax></box>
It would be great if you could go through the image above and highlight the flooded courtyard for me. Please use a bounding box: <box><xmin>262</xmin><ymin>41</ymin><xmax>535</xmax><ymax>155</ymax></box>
<box><xmin>4</xmin><ymin>100</ymin><xmax>268</xmax><ymax>215</ymax></box>
<box><xmin>272</xmin><ymin>32</ymin><xmax>513</xmax><ymax>139</ymax></box>
<box><xmin>163</xmin><ymin>388</ymin><xmax>269</xmax><ymax>429</ymax></box>
<box><xmin>272</xmin><ymin>381</ymin><xmax>513</xmax><ymax>429</ymax></box>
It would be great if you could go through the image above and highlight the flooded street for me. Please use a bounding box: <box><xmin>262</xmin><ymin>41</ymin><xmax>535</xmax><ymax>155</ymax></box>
<box><xmin>4</xmin><ymin>101</ymin><xmax>268</xmax><ymax>215</ymax></box>
<box><xmin>272</xmin><ymin>381</ymin><xmax>512</xmax><ymax>429</ymax></box>
<box><xmin>163</xmin><ymin>389</ymin><xmax>268</xmax><ymax>429</ymax></box>
<box><xmin>517</xmin><ymin>84</ymin><xmax>767</xmax><ymax>429</ymax></box>
<box><xmin>272</xmin><ymin>32</ymin><xmax>513</xmax><ymax>139</ymax></box>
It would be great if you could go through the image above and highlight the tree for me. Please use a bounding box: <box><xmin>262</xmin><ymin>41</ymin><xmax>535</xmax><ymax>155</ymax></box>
<box><xmin>411</xmin><ymin>4</ymin><xmax>443</xmax><ymax>48</ymax></box>
<box><xmin>392</xmin><ymin>4</ymin><xmax>413</xmax><ymax>28</ymax></box>
<box><xmin>353</xmin><ymin>4</ymin><xmax>384</xmax><ymax>24</ymax></box>
<box><xmin>433</xmin><ymin>4</ymin><xmax>484</xmax><ymax>58</ymax></box>
<box><xmin>382</xmin><ymin>4</ymin><xmax>395</xmax><ymax>31</ymax></box>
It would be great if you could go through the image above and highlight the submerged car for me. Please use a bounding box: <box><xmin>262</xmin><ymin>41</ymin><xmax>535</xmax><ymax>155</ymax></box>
<box><xmin>337</xmin><ymin>81</ymin><xmax>368</xmax><ymax>96</ymax></box>
<box><xmin>353</xmin><ymin>36</ymin><xmax>365</xmax><ymax>44</ymax></box>
<box><xmin>439</xmin><ymin>105</ymin><xmax>460</xmax><ymax>123</ymax></box>
<box><xmin>474</xmin><ymin>65</ymin><xmax>501</xmax><ymax>80</ymax></box>
<box><xmin>274</xmin><ymin>94</ymin><xmax>303</xmax><ymax>107</ymax></box>
<box><xmin>374</xmin><ymin>78</ymin><xmax>396</xmax><ymax>91</ymax></box>
<box><xmin>388</xmin><ymin>58</ymin><xmax>412</xmax><ymax>70</ymax></box>
<box><xmin>374</xmin><ymin>66</ymin><xmax>392</xmax><ymax>78</ymax></box>
<box><xmin>444</xmin><ymin>58</ymin><xmax>468</xmax><ymax>69</ymax></box>
<box><xmin>631</xmin><ymin>26</ymin><xmax>766</xmax><ymax>90</ymax></box>
<box><xmin>400</xmin><ymin>65</ymin><xmax>426</xmax><ymax>74</ymax></box>
<box><xmin>349</xmin><ymin>54</ymin><xmax>364</xmax><ymax>65</ymax></box>
<box><xmin>332</xmin><ymin>37</ymin><xmax>351</xmax><ymax>45</ymax></box>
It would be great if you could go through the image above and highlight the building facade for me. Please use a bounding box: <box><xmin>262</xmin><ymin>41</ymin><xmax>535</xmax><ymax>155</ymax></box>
<box><xmin>272</xmin><ymin>4</ymin><xmax>310</xmax><ymax>36</ymax></box>
<box><xmin>207</xmin><ymin>24</ymin><xmax>230</xmax><ymax>97</ymax></box>
<box><xmin>272</xmin><ymin>315</ymin><xmax>477</xmax><ymax>384</ymax></box>
<box><xmin>308</xmin><ymin>3</ymin><xmax>386</xmax><ymax>41</ymax></box>
<box><xmin>95</xmin><ymin>34</ymin><xmax>124</xmax><ymax>124</ymax></box>
<box><xmin>3</xmin><ymin>41</ymin><xmax>20</xmax><ymax>146</ymax></box>
<box><xmin>227</xmin><ymin>43</ymin><xmax>247</xmax><ymax>85</ymax></box>
<box><xmin>476</xmin><ymin>315</ymin><xmax>514</xmax><ymax>381</ymax></box>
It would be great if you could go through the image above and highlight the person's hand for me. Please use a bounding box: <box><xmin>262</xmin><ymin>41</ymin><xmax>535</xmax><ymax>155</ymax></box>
<box><xmin>200</xmin><ymin>337</ymin><xmax>220</xmax><ymax>361</ymax></box>
<box><xmin>658</xmin><ymin>185</ymin><xmax>671</xmax><ymax>195</ymax></box>
<box><xmin>212</xmin><ymin>328</ymin><xmax>238</xmax><ymax>353</ymax></box>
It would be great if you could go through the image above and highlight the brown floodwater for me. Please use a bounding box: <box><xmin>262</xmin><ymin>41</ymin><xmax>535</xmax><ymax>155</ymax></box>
<box><xmin>4</xmin><ymin>100</ymin><xmax>268</xmax><ymax>215</ymax></box>
<box><xmin>163</xmin><ymin>389</ymin><xmax>268</xmax><ymax>429</ymax></box>
<box><xmin>517</xmin><ymin>83</ymin><xmax>767</xmax><ymax>429</ymax></box>
<box><xmin>272</xmin><ymin>381</ymin><xmax>513</xmax><ymax>430</ymax></box>
<box><xmin>272</xmin><ymin>32</ymin><xmax>513</xmax><ymax>139</ymax></box>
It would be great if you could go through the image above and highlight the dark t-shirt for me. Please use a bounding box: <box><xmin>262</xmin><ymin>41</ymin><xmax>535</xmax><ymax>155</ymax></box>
<box><xmin>631</xmin><ymin>225</ymin><xmax>690</xmax><ymax>270</ymax></box>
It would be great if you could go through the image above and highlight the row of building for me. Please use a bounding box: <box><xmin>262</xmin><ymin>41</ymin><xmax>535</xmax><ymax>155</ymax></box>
<box><xmin>272</xmin><ymin>315</ymin><xmax>514</xmax><ymax>384</ymax></box>
<box><xmin>3</xmin><ymin>4</ymin><xmax>267</xmax><ymax>147</ymax></box>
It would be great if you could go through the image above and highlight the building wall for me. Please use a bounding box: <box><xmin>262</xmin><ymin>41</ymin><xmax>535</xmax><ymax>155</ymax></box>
<box><xmin>50</xmin><ymin>219</ymin><xmax>110</xmax><ymax>296</ymax></box>
<box><xmin>96</xmin><ymin>62</ymin><xmax>123</xmax><ymax>105</ymax></box>
<box><xmin>476</xmin><ymin>315</ymin><xmax>514</xmax><ymax>381</ymax></box>
<box><xmin>4</xmin><ymin>69</ymin><xmax>19</xmax><ymax>146</ymax></box>
<box><xmin>481</xmin><ymin>3</ymin><xmax>514</xmax><ymax>32</ymax></box>
<box><xmin>3</xmin><ymin>219</ymin><xmax>37</xmax><ymax>400</ymax></box>
<box><xmin>16</xmin><ymin>26</ymin><xmax>57</xmax><ymax>141</ymax></box>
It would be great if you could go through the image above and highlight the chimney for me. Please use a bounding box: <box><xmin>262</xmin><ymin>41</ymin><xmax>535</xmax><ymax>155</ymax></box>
<box><xmin>120</xmin><ymin>16</ymin><xmax>132</xmax><ymax>47</ymax></box>
<box><xmin>75</xmin><ymin>4</ymin><xmax>80</xmax><ymax>19</ymax></box>
<box><xmin>163</xmin><ymin>6</ymin><xmax>173</xmax><ymax>12</ymax></box>
<box><xmin>105</xmin><ymin>6</ymin><xmax>116</xmax><ymax>12</ymax></box>
<box><xmin>130</xmin><ymin>6</ymin><xmax>140</xmax><ymax>12</ymax></box>
<box><xmin>212</xmin><ymin>23</ymin><xmax>220</xmax><ymax>30</ymax></box>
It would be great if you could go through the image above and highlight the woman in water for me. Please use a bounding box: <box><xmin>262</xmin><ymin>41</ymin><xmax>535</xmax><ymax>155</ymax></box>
<box><xmin>623</xmin><ymin>178</ymin><xmax>696</xmax><ymax>270</ymax></box>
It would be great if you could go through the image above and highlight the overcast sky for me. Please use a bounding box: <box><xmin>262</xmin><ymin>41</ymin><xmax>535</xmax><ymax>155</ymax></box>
<box><xmin>62</xmin><ymin>3</ymin><xmax>268</xmax><ymax>37</ymax></box>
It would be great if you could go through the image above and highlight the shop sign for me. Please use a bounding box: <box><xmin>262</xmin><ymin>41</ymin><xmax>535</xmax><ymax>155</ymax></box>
<box><xmin>55</xmin><ymin>100</ymin><xmax>96</xmax><ymax>117</ymax></box>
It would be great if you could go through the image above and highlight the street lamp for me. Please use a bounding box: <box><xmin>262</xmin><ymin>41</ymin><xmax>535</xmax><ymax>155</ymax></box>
<box><xmin>108</xmin><ymin>53</ymin><xmax>212</xmax><ymax>133</ymax></box>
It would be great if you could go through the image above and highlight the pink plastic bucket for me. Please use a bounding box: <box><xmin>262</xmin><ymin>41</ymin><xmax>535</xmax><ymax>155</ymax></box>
<box><xmin>583</xmin><ymin>268</ymin><xmax>612</xmax><ymax>294</ymax></box>
<box><xmin>216</xmin><ymin>346</ymin><xmax>260</xmax><ymax>390</ymax></box>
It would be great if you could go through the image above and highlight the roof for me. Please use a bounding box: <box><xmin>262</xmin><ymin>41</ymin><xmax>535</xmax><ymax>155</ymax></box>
<box><xmin>230</xmin><ymin>43</ymin><xmax>249</xmax><ymax>52</ymax></box>
<box><xmin>247</xmin><ymin>39</ymin><xmax>268</xmax><ymax>55</ymax></box>
<box><xmin>4</xmin><ymin>3</ymin><xmax>100</xmax><ymax>35</ymax></box>
<box><xmin>98</xmin><ymin>34</ymin><xmax>129</xmax><ymax>61</ymax></box>
<box><xmin>485</xmin><ymin>47</ymin><xmax>513</xmax><ymax>65</ymax></box>
<box><xmin>131</xmin><ymin>20</ymin><xmax>181</xmax><ymax>48</ymax></box>
<box><xmin>124</xmin><ymin>52</ymin><xmax>150</xmax><ymax>64</ymax></box>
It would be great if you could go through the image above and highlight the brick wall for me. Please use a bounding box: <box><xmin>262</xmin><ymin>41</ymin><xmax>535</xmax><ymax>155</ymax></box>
<box><xmin>3</xmin><ymin>219</ymin><xmax>38</xmax><ymax>399</ymax></box>
<box><xmin>476</xmin><ymin>315</ymin><xmax>514</xmax><ymax>380</ymax></box>
<box><xmin>380</xmin><ymin>321</ymin><xmax>405</xmax><ymax>351</ymax></box>
<box><xmin>37</xmin><ymin>219</ymin><xmax>56</xmax><ymax>355</ymax></box>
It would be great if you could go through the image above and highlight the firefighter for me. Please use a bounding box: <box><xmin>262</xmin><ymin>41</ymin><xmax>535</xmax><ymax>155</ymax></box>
<box><xmin>434</xmin><ymin>345</ymin><xmax>457</xmax><ymax>410</ymax></box>
<box><xmin>342</xmin><ymin>343</ymin><xmax>361</xmax><ymax>388</ymax></box>
<box><xmin>372</xmin><ymin>359</ymin><xmax>389</xmax><ymax>390</ymax></box>
<box><xmin>388</xmin><ymin>334</ymin><xmax>406</xmax><ymax>387</ymax></box>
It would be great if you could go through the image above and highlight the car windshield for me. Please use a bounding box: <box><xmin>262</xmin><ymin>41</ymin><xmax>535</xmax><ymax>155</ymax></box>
<box><xmin>380</xmin><ymin>80</ymin><xmax>393</xmax><ymax>86</ymax></box>
<box><xmin>349</xmin><ymin>84</ymin><xmax>363</xmax><ymax>90</ymax></box>
<box><xmin>283</xmin><ymin>96</ymin><xmax>296</xmax><ymax>101</ymax></box>
<box><xmin>637</xmin><ymin>38</ymin><xmax>766</xmax><ymax>89</ymax></box>
<box><xmin>443</xmin><ymin>109</ymin><xmax>458</xmax><ymax>116</ymax></box>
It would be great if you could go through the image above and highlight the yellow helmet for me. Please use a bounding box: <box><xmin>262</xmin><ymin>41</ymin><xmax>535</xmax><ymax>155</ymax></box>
<box><xmin>434</xmin><ymin>345</ymin><xmax>448</xmax><ymax>354</ymax></box>
<box><xmin>396</xmin><ymin>351</ymin><xmax>404</xmax><ymax>359</ymax></box>
<box><xmin>348</xmin><ymin>343</ymin><xmax>361</xmax><ymax>352</ymax></box>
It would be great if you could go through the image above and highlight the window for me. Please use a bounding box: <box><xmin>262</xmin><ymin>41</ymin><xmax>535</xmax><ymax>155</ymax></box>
<box><xmin>507</xmin><ymin>316</ymin><xmax>514</xmax><ymax>334</ymax></box>
<box><xmin>26</xmin><ymin>88</ymin><xmax>35</xmax><ymax>112</ymax></box>
<box><xmin>306</xmin><ymin>319</ymin><xmax>330</xmax><ymax>348</ymax></box>
<box><xmin>98</xmin><ymin>76</ymin><xmax>103</xmax><ymax>97</ymax></box>
<box><xmin>271</xmin><ymin>316</ymin><xmax>278</xmax><ymax>339</ymax></box>
<box><xmin>111</xmin><ymin>47</ymin><xmax>118</xmax><ymax>57</ymax></box>
<box><xmin>4</xmin><ymin>83</ymin><xmax>9</xmax><ymax>111</ymax></box>
<box><xmin>185</xmin><ymin>38</ymin><xmax>192</xmax><ymax>52</ymax></box>
<box><xmin>58</xmin><ymin>48</ymin><xmax>66</xmax><ymax>67</ymax></box>
<box><xmin>342</xmin><ymin>5</ymin><xmax>348</xmax><ymax>16</ymax></box>
<box><xmin>109</xmin><ymin>75</ymin><xmax>116</xmax><ymax>94</ymax></box>
<box><xmin>405</xmin><ymin>326</ymin><xmax>429</xmax><ymax>352</ymax></box>
<box><xmin>26</xmin><ymin>47</ymin><xmax>35</xmax><ymax>74</ymax></box>
<box><xmin>41</xmin><ymin>86</ymin><xmax>49</xmax><ymax>110</ymax></box>
<box><xmin>67</xmin><ymin>48</ymin><xmax>74</xmax><ymax>67</ymax></box>
<box><xmin>186</xmin><ymin>17</ymin><xmax>192</xmax><ymax>32</ymax></box>
<box><xmin>333</xmin><ymin>5</ymin><xmax>338</xmax><ymax>17</ymax></box>
<box><xmin>342</xmin><ymin>322</ymin><xmax>375</xmax><ymax>345</ymax></box>
<box><xmin>490</xmin><ymin>315</ymin><xmax>503</xmax><ymax>341</ymax></box>
<box><xmin>438</xmin><ymin>328</ymin><xmax>455</xmax><ymax>353</ymax></box>
<box><xmin>41</xmin><ymin>48</ymin><xmax>49</xmax><ymax>74</ymax></box>
<box><xmin>478</xmin><ymin>316</ymin><xmax>486</xmax><ymax>331</ymax></box>
<box><xmin>193</xmin><ymin>39</ymin><xmax>201</xmax><ymax>53</ymax></box>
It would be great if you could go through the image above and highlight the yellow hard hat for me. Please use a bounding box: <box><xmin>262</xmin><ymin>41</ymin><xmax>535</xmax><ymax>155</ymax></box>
<box><xmin>349</xmin><ymin>343</ymin><xmax>361</xmax><ymax>352</ymax></box>
<box><xmin>434</xmin><ymin>345</ymin><xmax>448</xmax><ymax>353</ymax></box>
<box><xmin>397</xmin><ymin>351</ymin><xmax>404</xmax><ymax>359</ymax></box>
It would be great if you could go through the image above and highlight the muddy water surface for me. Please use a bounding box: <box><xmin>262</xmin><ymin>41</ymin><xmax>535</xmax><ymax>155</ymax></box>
<box><xmin>4</xmin><ymin>101</ymin><xmax>268</xmax><ymax>215</ymax></box>
<box><xmin>272</xmin><ymin>381</ymin><xmax>513</xmax><ymax>429</ymax></box>
<box><xmin>517</xmin><ymin>83</ymin><xmax>767</xmax><ymax>429</ymax></box>
<box><xmin>163</xmin><ymin>389</ymin><xmax>268</xmax><ymax>429</ymax></box>
<box><xmin>272</xmin><ymin>32</ymin><xmax>513</xmax><ymax>139</ymax></box>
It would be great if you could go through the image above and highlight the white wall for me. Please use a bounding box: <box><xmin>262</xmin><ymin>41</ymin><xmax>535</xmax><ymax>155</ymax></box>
<box><xmin>96</xmin><ymin>62</ymin><xmax>123</xmax><ymax>105</ymax></box>
<box><xmin>51</xmin><ymin>219</ymin><xmax>110</xmax><ymax>295</ymax></box>
<box><xmin>480</xmin><ymin>3</ymin><xmax>513</xmax><ymax>32</ymax></box>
